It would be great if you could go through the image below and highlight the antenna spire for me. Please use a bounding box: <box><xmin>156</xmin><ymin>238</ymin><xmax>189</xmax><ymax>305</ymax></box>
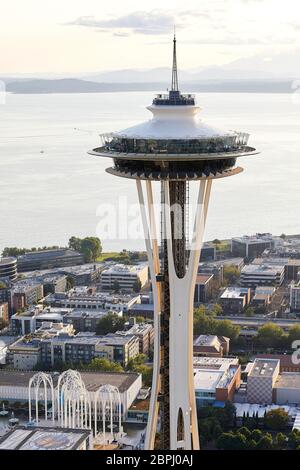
<box><xmin>171</xmin><ymin>30</ymin><xmax>179</xmax><ymax>92</ymax></box>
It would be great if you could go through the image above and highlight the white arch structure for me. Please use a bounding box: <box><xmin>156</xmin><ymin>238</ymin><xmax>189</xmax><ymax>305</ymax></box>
<box><xmin>57</xmin><ymin>370</ymin><xmax>92</xmax><ymax>430</ymax></box>
<box><xmin>28</xmin><ymin>372</ymin><xmax>55</xmax><ymax>424</ymax></box>
<box><xmin>94</xmin><ymin>384</ymin><xmax>122</xmax><ymax>444</ymax></box>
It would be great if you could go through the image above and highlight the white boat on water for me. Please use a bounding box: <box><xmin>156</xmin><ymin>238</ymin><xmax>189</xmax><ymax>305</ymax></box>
<box><xmin>0</xmin><ymin>404</ymin><xmax>8</xmax><ymax>417</ymax></box>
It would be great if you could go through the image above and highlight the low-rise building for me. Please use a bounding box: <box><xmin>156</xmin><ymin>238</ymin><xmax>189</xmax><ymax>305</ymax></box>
<box><xmin>273</xmin><ymin>373</ymin><xmax>300</xmax><ymax>405</ymax></box>
<box><xmin>17</xmin><ymin>248</ymin><xmax>84</xmax><ymax>272</ymax></box>
<box><xmin>193</xmin><ymin>357</ymin><xmax>241</xmax><ymax>407</ymax></box>
<box><xmin>45</xmin><ymin>289</ymin><xmax>139</xmax><ymax>314</ymax></box>
<box><xmin>194</xmin><ymin>274</ymin><xmax>214</xmax><ymax>305</ymax></box>
<box><xmin>193</xmin><ymin>335</ymin><xmax>230</xmax><ymax>357</ymax></box>
<box><xmin>240</xmin><ymin>263</ymin><xmax>285</xmax><ymax>287</ymax></box>
<box><xmin>290</xmin><ymin>281</ymin><xmax>300</xmax><ymax>313</ymax></box>
<box><xmin>220</xmin><ymin>287</ymin><xmax>251</xmax><ymax>314</ymax></box>
<box><xmin>40</xmin><ymin>331</ymin><xmax>139</xmax><ymax>368</ymax></box>
<box><xmin>11</xmin><ymin>280</ymin><xmax>44</xmax><ymax>313</ymax></box>
<box><xmin>0</xmin><ymin>257</ymin><xmax>17</xmax><ymax>281</ymax></box>
<box><xmin>7</xmin><ymin>323</ymin><xmax>75</xmax><ymax>370</ymax></box>
<box><xmin>247</xmin><ymin>358</ymin><xmax>280</xmax><ymax>404</ymax></box>
<box><xmin>101</xmin><ymin>264</ymin><xmax>148</xmax><ymax>291</ymax></box>
<box><xmin>231</xmin><ymin>233</ymin><xmax>274</xmax><ymax>259</ymax></box>
<box><xmin>116</xmin><ymin>320</ymin><xmax>154</xmax><ymax>356</ymax></box>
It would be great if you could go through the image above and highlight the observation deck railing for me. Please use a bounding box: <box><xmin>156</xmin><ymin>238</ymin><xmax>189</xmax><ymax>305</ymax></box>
<box><xmin>98</xmin><ymin>132</ymin><xmax>250</xmax><ymax>155</ymax></box>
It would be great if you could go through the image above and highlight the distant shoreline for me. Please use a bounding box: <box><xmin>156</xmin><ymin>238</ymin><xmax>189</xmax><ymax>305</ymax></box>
<box><xmin>4</xmin><ymin>78</ymin><xmax>296</xmax><ymax>95</ymax></box>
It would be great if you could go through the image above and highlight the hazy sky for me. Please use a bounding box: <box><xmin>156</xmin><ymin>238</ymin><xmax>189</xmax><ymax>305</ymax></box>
<box><xmin>1</xmin><ymin>0</ymin><xmax>300</xmax><ymax>74</ymax></box>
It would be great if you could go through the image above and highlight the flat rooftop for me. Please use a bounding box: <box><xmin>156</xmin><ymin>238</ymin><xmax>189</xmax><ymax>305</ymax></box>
<box><xmin>220</xmin><ymin>287</ymin><xmax>249</xmax><ymax>299</ymax></box>
<box><xmin>0</xmin><ymin>426</ymin><xmax>91</xmax><ymax>450</ymax></box>
<box><xmin>0</xmin><ymin>370</ymin><xmax>140</xmax><ymax>393</ymax></box>
<box><xmin>274</xmin><ymin>373</ymin><xmax>300</xmax><ymax>389</ymax></box>
<box><xmin>241</xmin><ymin>264</ymin><xmax>284</xmax><ymax>275</ymax></box>
<box><xmin>232</xmin><ymin>234</ymin><xmax>273</xmax><ymax>244</ymax></box>
<box><xmin>193</xmin><ymin>356</ymin><xmax>239</xmax><ymax>370</ymax></box>
<box><xmin>248</xmin><ymin>358</ymin><xmax>279</xmax><ymax>377</ymax></box>
<box><xmin>194</xmin><ymin>369</ymin><xmax>224</xmax><ymax>391</ymax></box>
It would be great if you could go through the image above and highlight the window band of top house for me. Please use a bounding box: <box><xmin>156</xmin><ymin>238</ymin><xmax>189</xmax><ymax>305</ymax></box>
<box><xmin>89</xmin><ymin>34</ymin><xmax>259</xmax><ymax>450</ymax></box>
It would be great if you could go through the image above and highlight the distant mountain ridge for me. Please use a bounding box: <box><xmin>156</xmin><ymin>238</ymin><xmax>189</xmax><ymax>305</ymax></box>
<box><xmin>5</xmin><ymin>78</ymin><xmax>295</xmax><ymax>94</ymax></box>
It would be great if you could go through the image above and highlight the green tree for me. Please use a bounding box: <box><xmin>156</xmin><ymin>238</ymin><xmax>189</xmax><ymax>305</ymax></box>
<box><xmin>288</xmin><ymin>429</ymin><xmax>300</xmax><ymax>449</ymax></box>
<box><xmin>86</xmin><ymin>358</ymin><xmax>124</xmax><ymax>373</ymax></box>
<box><xmin>68</xmin><ymin>236</ymin><xmax>82</xmax><ymax>252</ymax></box>
<box><xmin>264</xmin><ymin>408</ymin><xmax>289</xmax><ymax>431</ymax></box>
<box><xmin>210</xmin><ymin>303</ymin><xmax>223</xmax><ymax>317</ymax></box>
<box><xmin>256</xmin><ymin>434</ymin><xmax>273</xmax><ymax>450</ymax></box>
<box><xmin>68</xmin><ymin>236</ymin><xmax>102</xmax><ymax>262</ymax></box>
<box><xmin>132</xmin><ymin>278</ymin><xmax>142</xmax><ymax>293</ymax></box>
<box><xmin>244</xmin><ymin>306</ymin><xmax>255</xmax><ymax>317</ymax></box>
<box><xmin>251</xmin><ymin>429</ymin><xmax>263</xmax><ymax>442</ymax></box>
<box><xmin>95</xmin><ymin>313</ymin><xmax>126</xmax><ymax>336</ymax></box>
<box><xmin>214</xmin><ymin>319</ymin><xmax>240</xmax><ymax>342</ymax></box>
<box><xmin>223</xmin><ymin>265</ymin><xmax>240</xmax><ymax>285</ymax></box>
<box><xmin>256</xmin><ymin>323</ymin><xmax>286</xmax><ymax>349</ymax></box>
<box><xmin>274</xmin><ymin>432</ymin><xmax>287</xmax><ymax>450</ymax></box>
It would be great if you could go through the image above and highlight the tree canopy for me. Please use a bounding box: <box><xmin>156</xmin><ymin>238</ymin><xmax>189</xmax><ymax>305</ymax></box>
<box><xmin>95</xmin><ymin>313</ymin><xmax>126</xmax><ymax>336</ymax></box>
<box><xmin>68</xmin><ymin>236</ymin><xmax>102</xmax><ymax>262</ymax></box>
<box><xmin>194</xmin><ymin>308</ymin><xmax>240</xmax><ymax>342</ymax></box>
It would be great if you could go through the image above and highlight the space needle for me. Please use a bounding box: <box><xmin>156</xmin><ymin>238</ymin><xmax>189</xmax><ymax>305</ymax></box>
<box><xmin>89</xmin><ymin>35</ymin><xmax>258</xmax><ymax>450</ymax></box>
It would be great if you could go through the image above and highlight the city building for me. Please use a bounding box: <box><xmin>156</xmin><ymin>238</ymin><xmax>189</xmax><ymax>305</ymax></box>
<box><xmin>193</xmin><ymin>335</ymin><xmax>230</xmax><ymax>357</ymax></box>
<box><xmin>11</xmin><ymin>280</ymin><xmax>44</xmax><ymax>313</ymax></box>
<box><xmin>0</xmin><ymin>426</ymin><xmax>93</xmax><ymax>451</ymax></box>
<box><xmin>101</xmin><ymin>264</ymin><xmax>148</xmax><ymax>291</ymax></box>
<box><xmin>254</xmin><ymin>354</ymin><xmax>300</xmax><ymax>373</ymax></box>
<box><xmin>289</xmin><ymin>282</ymin><xmax>300</xmax><ymax>313</ymax></box>
<box><xmin>231</xmin><ymin>233</ymin><xmax>274</xmax><ymax>259</ymax></box>
<box><xmin>220</xmin><ymin>287</ymin><xmax>251</xmax><ymax>314</ymax></box>
<box><xmin>0</xmin><ymin>257</ymin><xmax>17</xmax><ymax>281</ymax></box>
<box><xmin>273</xmin><ymin>373</ymin><xmax>300</xmax><ymax>405</ymax></box>
<box><xmin>194</xmin><ymin>274</ymin><xmax>214</xmax><ymax>305</ymax></box>
<box><xmin>36</xmin><ymin>274</ymin><xmax>67</xmax><ymax>295</ymax></box>
<box><xmin>45</xmin><ymin>288</ymin><xmax>139</xmax><ymax>313</ymax></box>
<box><xmin>7</xmin><ymin>323</ymin><xmax>75</xmax><ymax>370</ymax></box>
<box><xmin>199</xmin><ymin>242</ymin><xmax>216</xmax><ymax>262</ymax></box>
<box><xmin>247</xmin><ymin>358</ymin><xmax>280</xmax><ymax>404</ymax></box>
<box><xmin>88</xmin><ymin>35</ymin><xmax>258</xmax><ymax>450</ymax></box>
<box><xmin>116</xmin><ymin>320</ymin><xmax>154</xmax><ymax>355</ymax></box>
<box><xmin>59</xmin><ymin>263</ymin><xmax>102</xmax><ymax>285</ymax></box>
<box><xmin>193</xmin><ymin>357</ymin><xmax>241</xmax><ymax>407</ymax></box>
<box><xmin>0</xmin><ymin>336</ymin><xmax>19</xmax><ymax>365</ymax></box>
<box><xmin>252</xmin><ymin>286</ymin><xmax>275</xmax><ymax>308</ymax></box>
<box><xmin>240</xmin><ymin>263</ymin><xmax>285</xmax><ymax>287</ymax></box>
<box><xmin>40</xmin><ymin>332</ymin><xmax>139</xmax><ymax>368</ymax></box>
<box><xmin>0</xmin><ymin>301</ymin><xmax>9</xmax><ymax>323</ymax></box>
<box><xmin>17</xmin><ymin>248</ymin><xmax>84</xmax><ymax>272</ymax></box>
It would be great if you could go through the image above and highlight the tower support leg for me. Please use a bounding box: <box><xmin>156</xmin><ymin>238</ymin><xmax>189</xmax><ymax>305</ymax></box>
<box><xmin>163</xmin><ymin>179</ymin><xmax>212</xmax><ymax>450</ymax></box>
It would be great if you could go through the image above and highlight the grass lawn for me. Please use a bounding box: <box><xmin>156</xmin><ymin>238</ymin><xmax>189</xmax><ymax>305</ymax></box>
<box><xmin>96</xmin><ymin>252</ymin><xmax>125</xmax><ymax>262</ymax></box>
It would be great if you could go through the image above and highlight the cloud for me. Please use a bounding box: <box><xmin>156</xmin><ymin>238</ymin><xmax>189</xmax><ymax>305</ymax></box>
<box><xmin>66</xmin><ymin>10</ymin><xmax>210</xmax><ymax>36</ymax></box>
<box><xmin>67</xmin><ymin>11</ymin><xmax>176</xmax><ymax>35</ymax></box>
